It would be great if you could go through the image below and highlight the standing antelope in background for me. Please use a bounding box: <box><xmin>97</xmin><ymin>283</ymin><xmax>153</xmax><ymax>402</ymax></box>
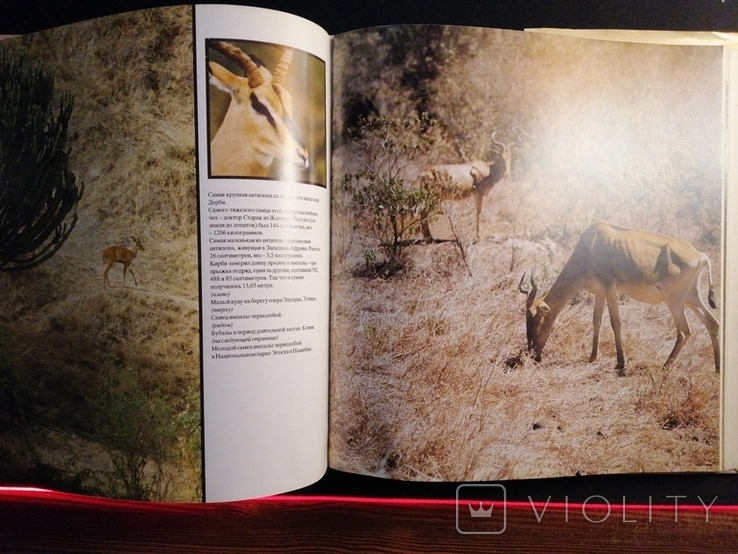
<box><xmin>418</xmin><ymin>132</ymin><xmax>516</xmax><ymax>242</ymax></box>
<box><xmin>103</xmin><ymin>236</ymin><xmax>145</xmax><ymax>288</ymax></box>
<box><xmin>519</xmin><ymin>222</ymin><xmax>720</xmax><ymax>373</ymax></box>
<box><xmin>207</xmin><ymin>40</ymin><xmax>309</xmax><ymax>177</ymax></box>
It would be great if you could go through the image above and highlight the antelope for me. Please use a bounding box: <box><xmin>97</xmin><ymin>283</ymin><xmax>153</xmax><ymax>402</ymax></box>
<box><xmin>207</xmin><ymin>40</ymin><xmax>309</xmax><ymax>178</ymax></box>
<box><xmin>418</xmin><ymin>132</ymin><xmax>516</xmax><ymax>242</ymax></box>
<box><xmin>519</xmin><ymin>222</ymin><xmax>720</xmax><ymax>373</ymax></box>
<box><xmin>103</xmin><ymin>236</ymin><xmax>145</xmax><ymax>288</ymax></box>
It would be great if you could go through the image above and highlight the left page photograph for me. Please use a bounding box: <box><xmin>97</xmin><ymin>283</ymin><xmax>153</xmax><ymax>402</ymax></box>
<box><xmin>0</xmin><ymin>5</ymin><xmax>201</xmax><ymax>502</ymax></box>
<box><xmin>0</xmin><ymin>3</ymin><xmax>332</xmax><ymax>503</ymax></box>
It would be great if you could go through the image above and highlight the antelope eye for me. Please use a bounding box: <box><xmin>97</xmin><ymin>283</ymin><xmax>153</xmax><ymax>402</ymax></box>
<box><xmin>250</xmin><ymin>92</ymin><xmax>277</xmax><ymax>128</ymax></box>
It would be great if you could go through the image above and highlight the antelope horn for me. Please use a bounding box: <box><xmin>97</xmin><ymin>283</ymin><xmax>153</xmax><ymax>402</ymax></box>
<box><xmin>518</xmin><ymin>270</ymin><xmax>538</xmax><ymax>297</ymax></box>
<box><xmin>210</xmin><ymin>40</ymin><xmax>264</xmax><ymax>88</ymax></box>
<box><xmin>510</xmin><ymin>126</ymin><xmax>521</xmax><ymax>147</ymax></box>
<box><xmin>492</xmin><ymin>131</ymin><xmax>504</xmax><ymax>149</ymax></box>
<box><xmin>271</xmin><ymin>48</ymin><xmax>293</xmax><ymax>87</ymax></box>
<box><xmin>492</xmin><ymin>130</ymin><xmax>517</xmax><ymax>149</ymax></box>
<box><xmin>518</xmin><ymin>272</ymin><xmax>530</xmax><ymax>294</ymax></box>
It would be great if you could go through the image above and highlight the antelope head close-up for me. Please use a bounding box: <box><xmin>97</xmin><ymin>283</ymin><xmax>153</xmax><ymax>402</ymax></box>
<box><xmin>207</xmin><ymin>40</ymin><xmax>309</xmax><ymax>178</ymax></box>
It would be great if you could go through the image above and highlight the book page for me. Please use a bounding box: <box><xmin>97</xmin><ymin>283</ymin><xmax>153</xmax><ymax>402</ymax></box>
<box><xmin>194</xmin><ymin>5</ymin><xmax>331</xmax><ymax>502</ymax></box>
<box><xmin>526</xmin><ymin>29</ymin><xmax>738</xmax><ymax>46</ymax></box>
<box><xmin>721</xmin><ymin>45</ymin><xmax>738</xmax><ymax>471</ymax></box>
<box><xmin>0</xmin><ymin>5</ymin><xmax>203</xmax><ymax>502</ymax></box>
<box><xmin>529</xmin><ymin>29</ymin><xmax>738</xmax><ymax>474</ymax></box>
<box><xmin>330</xmin><ymin>26</ymin><xmax>725</xmax><ymax>481</ymax></box>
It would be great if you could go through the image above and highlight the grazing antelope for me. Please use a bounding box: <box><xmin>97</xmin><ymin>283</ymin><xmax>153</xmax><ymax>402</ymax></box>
<box><xmin>103</xmin><ymin>236</ymin><xmax>145</xmax><ymax>288</ymax></box>
<box><xmin>207</xmin><ymin>40</ymin><xmax>309</xmax><ymax>178</ymax></box>
<box><xmin>519</xmin><ymin>222</ymin><xmax>720</xmax><ymax>373</ymax></box>
<box><xmin>418</xmin><ymin>132</ymin><xmax>516</xmax><ymax>242</ymax></box>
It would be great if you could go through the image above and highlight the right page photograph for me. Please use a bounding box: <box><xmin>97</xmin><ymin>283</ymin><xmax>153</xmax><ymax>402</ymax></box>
<box><xmin>329</xmin><ymin>26</ymin><xmax>725</xmax><ymax>482</ymax></box>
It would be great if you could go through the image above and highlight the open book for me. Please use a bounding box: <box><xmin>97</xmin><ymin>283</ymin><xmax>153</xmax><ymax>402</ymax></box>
<box><xmin>1</xmin><ymin>3</ymin><xmax>737</xmax><ymax>503</ymax></box>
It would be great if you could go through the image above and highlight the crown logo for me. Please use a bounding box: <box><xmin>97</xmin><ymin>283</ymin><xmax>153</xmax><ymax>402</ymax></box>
<box><xmin>468</xmin><ymin>501</ymin><xmax>494</xmax><ymax>518</ymax></box>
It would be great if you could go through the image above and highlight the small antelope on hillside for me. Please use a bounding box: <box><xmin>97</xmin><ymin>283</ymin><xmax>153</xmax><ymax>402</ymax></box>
<box><xmin>418</xmin><ymin>132</ymin><xmax>517</xmax><ymax>242</ymax></box>
<box><xmin>207</xmin><ymin>40</ymin><xmax>309</xmax><ymax>178</ymax></box>
<box><xmin>519</xmin><ymin>222</ymin><xmax>720</xmax><ymax>373</ymax></box>
<box><xmin>103</xmin><ymin>236</ymin><xmax>145</xmax><ymax>288</ymax></box>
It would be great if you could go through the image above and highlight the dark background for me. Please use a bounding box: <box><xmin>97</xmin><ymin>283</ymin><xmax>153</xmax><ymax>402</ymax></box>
<box><xmin>3</xmin><ymin>0</ymin><xmax>738</xmax><ymax>504</ymax></box>
<box><xmin>3</xmin><ymin>0</ymin><xmax>738</xmax><ymax>35</ymax></box>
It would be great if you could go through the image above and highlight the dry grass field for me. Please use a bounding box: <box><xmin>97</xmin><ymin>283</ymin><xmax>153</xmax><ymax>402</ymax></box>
<box><xmin>0</xmin><ymin>6</ymin><xmax>201</xmax><ymax>500</ymax></box>
<box><xmin>328</xmin><ymin>27</ymin><xmax>722</xmax><ymax>482</ymax></box>
<box><xmin>330</xmin><ymin>182</ymin><xmax>720</xmax><ymax>482</ymax></box>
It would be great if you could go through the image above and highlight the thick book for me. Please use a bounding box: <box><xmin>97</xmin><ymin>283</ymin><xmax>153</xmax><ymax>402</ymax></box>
<box><xmin>0</xmin><ymin>3</ymin><xmax>736</xmax><ymax>503</ymax></box>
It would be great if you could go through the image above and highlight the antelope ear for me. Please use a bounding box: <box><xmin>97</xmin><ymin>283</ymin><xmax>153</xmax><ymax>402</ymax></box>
<box><xmin>208</xmin><ymin>61</ymin><xmax>243</xmax><ymax>94</ymax></box>
<box><xmin>530</xmin><ymin>300</ymin><xmax>550</xmax><ymax>317</ymax></box>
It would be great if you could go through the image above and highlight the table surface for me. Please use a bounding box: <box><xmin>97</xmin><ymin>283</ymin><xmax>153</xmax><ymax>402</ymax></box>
<box><xmin>2</xmin><ymin>487</ymin><xmax>738</xmax><ymax>553</ymax></box>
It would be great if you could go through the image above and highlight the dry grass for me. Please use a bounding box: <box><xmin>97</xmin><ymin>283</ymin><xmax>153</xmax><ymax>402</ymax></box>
<box><xmin>329</xmin><ymin>178</ymin><xmax>720</xmax><ymax>482</ymax></box>
<box><xmin>329</xmin><ymin>25</ymin><xmax>721</xmax><ymax>483</ymax></box>
<box><xmin>0</xmin><ymin>6</ymin><xmax>200</xmax><ymax>500</ymax></box>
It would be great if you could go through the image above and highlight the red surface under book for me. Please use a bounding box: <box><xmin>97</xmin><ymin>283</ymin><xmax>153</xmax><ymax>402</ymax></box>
<box><xmin>2</xmin><ymin>486</ymin><xmax>738</xmax><ymax>552</ymax></box>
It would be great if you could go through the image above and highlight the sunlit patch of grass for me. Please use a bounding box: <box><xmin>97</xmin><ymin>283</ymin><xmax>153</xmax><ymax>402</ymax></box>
<box><xmin>330</xmin><ymin>232</ymin><xmax>720</xmax><ymax>481</ymax></box>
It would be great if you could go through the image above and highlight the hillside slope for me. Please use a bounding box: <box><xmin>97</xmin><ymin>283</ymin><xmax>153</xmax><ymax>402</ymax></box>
<box><xmin>0</xmin><ymin>6</ymin><xmax>201</xmax><ymax>501</ymax></box>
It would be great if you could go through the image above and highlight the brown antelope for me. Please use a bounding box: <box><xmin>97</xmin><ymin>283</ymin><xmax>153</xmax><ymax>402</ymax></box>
<box><xmin>103</xmin><ymin>236</ymin><xmax>145</xmax><ymax>288</ymax></box>
<box><xmin>520</xmin><ymin>222</ymin><xmax>720</xmax><ymax>373</ymax></box>
<box><xmin>418</xmin><ymin>132</ymin><xmax>516</xmax><ymax>242</ymax></box>
<box><xmin>207</xmin><ymin>40</ymin><xmax>309</xmax><ymax>178</ymax></box>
